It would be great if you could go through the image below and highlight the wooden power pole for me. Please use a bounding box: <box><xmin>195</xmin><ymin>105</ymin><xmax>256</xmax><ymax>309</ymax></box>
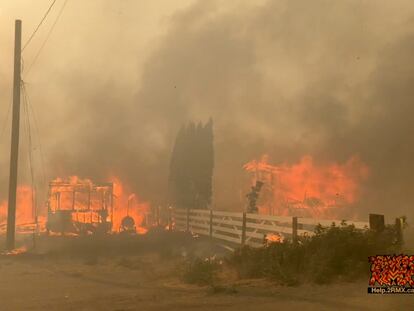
<box><xmin>6</xmin><ymin>20</ymin><xmax>22</xmax><ymax>250</ymax></box>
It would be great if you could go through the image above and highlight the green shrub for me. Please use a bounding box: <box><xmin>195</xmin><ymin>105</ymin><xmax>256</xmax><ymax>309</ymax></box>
<box><xmin>231</xmin><ymin>222</ymin><xmax>402</xmax><ymax>285</ymax></box>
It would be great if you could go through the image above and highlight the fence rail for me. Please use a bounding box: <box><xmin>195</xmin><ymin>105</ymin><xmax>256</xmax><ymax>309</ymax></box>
<box><xmin>173</xmin><ymin>208</ymin><xmax>371</xmax><ymax>249</ymax></box>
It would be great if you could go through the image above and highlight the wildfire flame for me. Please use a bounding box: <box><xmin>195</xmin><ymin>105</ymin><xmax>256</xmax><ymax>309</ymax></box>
<box><xmin>265</xmin><ymin>233</ymin><xmax>284</xmax><ymax>244</ymax></box>
<box><xmin>0</xmin><ymin>186</ymin><xmax>45</xmax><ymax>234</ymax></box>
<box><xmin>0</xmin><ymin>176</ymin><xmax>150</xmax><ymax>235</ymax></box>
<box><xmin>1</xmin><ymin>246</ymin><xmax>28</xmax><ymax>256</ymax></box>
<box><xmin>244</xmin><ymin>155</ymin><xmax>369</xmax><ymax>219</ymax></box>
<box><xmin>111</xmin><ymin>177</ymin><xmax>149</xmax><ymax>233</ymax></box>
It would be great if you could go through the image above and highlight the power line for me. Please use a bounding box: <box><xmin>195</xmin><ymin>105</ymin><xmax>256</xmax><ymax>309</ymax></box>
<box><xmin>22</xmin><ymin>0</ymin><xmax>57</xmax><ymax>52</ymax></box>
<box><xmin>27</xmin><ymin>91</ymin><xmax>47</xmax><ymax>187</ymax></box>
<box><xmin>21</xmin><ymin>80</ymin><xmax>47</xmax><ymax>188</ymax></box>
<box><xmin>26</xmin><ymin>0</ymin><xmax>69</xmax><ymax>75</ymax></box>
<box><xmin>21</xmin><ymin>81</ymin><xmax>36</xmax><ymax>222</ymax></box>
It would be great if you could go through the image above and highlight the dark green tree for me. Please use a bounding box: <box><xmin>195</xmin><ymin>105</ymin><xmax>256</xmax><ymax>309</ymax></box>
<box><xmin>169</xmin><ymin>119</ymin><xmax>214</xmax><ymax>209</ymax></box>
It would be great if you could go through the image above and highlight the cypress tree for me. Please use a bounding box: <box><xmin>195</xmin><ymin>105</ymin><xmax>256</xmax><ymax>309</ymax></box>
<box><xmin>169</xmin><ymin>119</ymin><xmax>214</xmax><ymax>209</ymax></box>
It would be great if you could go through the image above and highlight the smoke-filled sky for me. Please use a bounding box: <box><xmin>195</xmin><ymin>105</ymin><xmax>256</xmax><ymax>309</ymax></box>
<box><xmin>1</xmin><ymin>0</ymin><xmax>414</xmax><ymax>221</ymax></box>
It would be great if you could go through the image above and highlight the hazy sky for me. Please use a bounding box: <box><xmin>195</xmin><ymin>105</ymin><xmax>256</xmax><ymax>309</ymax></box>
<box><xmin>1</xmin><ymin>0</ymin><xmax>414</xmax><ymax>221</ymax></box>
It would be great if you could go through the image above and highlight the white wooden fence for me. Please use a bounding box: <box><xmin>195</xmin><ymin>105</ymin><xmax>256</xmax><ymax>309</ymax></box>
<box><xmin>173</xmin><ymin>208</ymin><xmax>370</xmax><ymax>248</ymax></box>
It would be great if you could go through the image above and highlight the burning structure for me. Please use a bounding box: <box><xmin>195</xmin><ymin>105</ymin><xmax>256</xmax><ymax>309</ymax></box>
<box><xmin>244</xmin><ymin>155</ymin><xmax>369</xmax><ymax>219</ymax></box>
<box><xmin>0</xmin><ymin>176</ymin><xmax>150</xmax><ymax>237</ymax></box>
<box><xmin>47</xmin><ymin>177</ymin><xmax>113</xmax><ymax>234</ymax></box>
<box><xmin>0</xmin><ymin>186</ymin><xmax>40</xmax><ymax>235</ymax></box>
<box><xmin>45</xmin><ymin>176</ymin><xmax>151</xmax><ymax>235</ymax></box>
<box><xmin>0</xmin><ymin>176</ymin><xmax>150</xmax><ymax>235</ymax></box>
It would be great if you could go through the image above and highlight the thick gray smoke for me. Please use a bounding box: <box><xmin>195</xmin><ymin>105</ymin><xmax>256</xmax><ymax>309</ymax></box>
<box><xmin>1</xmin><ymin>0</ymin><xmax>414</xmax><ymax>221</ymax></box>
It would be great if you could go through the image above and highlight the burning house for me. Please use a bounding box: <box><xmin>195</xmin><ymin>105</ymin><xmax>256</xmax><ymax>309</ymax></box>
<box><xmin>46</xmin><ymin>177</ymin><xmax>114</xmax><ymax>235</ymax></box>
<box><xmin>244</xmin><ymin>155</ymin><xmax>369</xmax><ymax>219</ymax></box>
<box><xmin>45</xmin><ymin>176</ymin><xmax>150</xmax><ymax>235</ymax></box>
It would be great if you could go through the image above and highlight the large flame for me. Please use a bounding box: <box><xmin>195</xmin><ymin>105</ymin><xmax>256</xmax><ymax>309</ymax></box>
<box><xmin>111</xmin><ymin>177</ymin><xmax>149</xmax><ymax>233</ymax></box>
<box><xmin>0</xmin><ymin>176</ymin><xmax>150</xmax><ymax>235</ymax></box>
<box><xmin>244</xmin><ymin>155</ymin><xmax>369</xmax><ymax>219</ymax></box>
<box><xmin>49</xmin><ymin>176</ymin><xmax>113</xmax><ymax>227</ymax></box>
<box><xmin>0</xmin><ymin>186</ymin><xmax>43</xmax><ymax>233</ymax></box>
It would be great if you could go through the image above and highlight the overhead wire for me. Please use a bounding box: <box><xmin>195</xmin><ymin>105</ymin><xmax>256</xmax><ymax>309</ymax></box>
<box><xmin>17</xmin><ymin>1</ymin><xmax>67</xmax><ymax>233</ymax></box>
<box><xmin>21</xmin><ymin>80</ymin><xmax>47</xmax><ymax>186</ymax></box>
<box><xmin>21</xmin><ymin>80</ymin><xmax>37</xmax><ymax>225</ymax></box>
<box><xmin>22</xmin><ymin>0</ymin><xmax>57</xmax><ymax>52</ymax></box>
<box><xmin>3</xmin><ymin>0</ymin><xmax>62</xmax><ymax>232</ymax></box>
<box><xmin>26</xmin><ymin>93</ymin><xmax>47</xmax><ymax>190</ymax></box>
<box><xmin>26</xmin><ymin>0</ymin><xmax>69</xmax><ymax>75</ymax></box>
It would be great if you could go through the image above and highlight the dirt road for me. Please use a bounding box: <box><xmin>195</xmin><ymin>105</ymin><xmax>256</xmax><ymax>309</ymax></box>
<box><xmin>0</xmin><ymin>252</ymin><xmax>411</xmax><ymax>311</ymax></box>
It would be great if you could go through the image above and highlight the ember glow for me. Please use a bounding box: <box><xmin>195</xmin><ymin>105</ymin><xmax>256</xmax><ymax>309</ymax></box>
<box><xmin>0</xmin><ymin>245</ymin><xmax>28</xmax><ymax>256</ymax></box>
<box><xmin>265</xmin><ymin>233</ymin><xmax>284</xmax><ymax>244</ymax></box>
<box><xmin>244</xmin><ymin>155</ymin><xmax>369</xmax><ymax>219</ymax></box>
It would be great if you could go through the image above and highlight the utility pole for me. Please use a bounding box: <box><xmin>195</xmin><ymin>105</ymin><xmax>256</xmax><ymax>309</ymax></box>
<box><xmin>6</xmin><ymin>20</ymin><xmax>22</xmax><ymax>250</ymax></box>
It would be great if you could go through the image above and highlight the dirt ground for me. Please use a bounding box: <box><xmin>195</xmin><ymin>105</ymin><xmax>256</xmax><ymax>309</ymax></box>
<box><xmin>0</xmin><ymin>233</ymin><xmax>412</xmax><ymax>311</ymax></box>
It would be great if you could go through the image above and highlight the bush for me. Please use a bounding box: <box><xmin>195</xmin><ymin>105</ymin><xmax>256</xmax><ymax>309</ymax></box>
<box><xmin>231</xmin><ymin>222</ymin><xmax>402</xmax><ymax>285</ymax></box>
<box><xmin>231</xmin><ymin>242</ymin><xmax>301</xmax><ymax>285</ymax></box>
<box><xmin>182</xmin><ymin>257</ymin><xmax>221</xmax><ymax>285</ymax></box>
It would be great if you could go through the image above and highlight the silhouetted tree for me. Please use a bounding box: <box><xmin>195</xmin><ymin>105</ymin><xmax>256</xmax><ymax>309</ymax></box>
<box><xmin>169</xmin><ymin>119</ymin><xmax>214</xmax><ymax>209</ymax></box>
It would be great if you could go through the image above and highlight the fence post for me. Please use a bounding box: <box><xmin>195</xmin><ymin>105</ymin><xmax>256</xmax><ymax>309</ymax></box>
<box><xmin>369</xmin><ymin>214</ymin><xmax>385</xmax><ymax>232</ymax></box>
<box><xmin>209</xmin><ymin>209</ymin><xmax>213</xmax><ymax>239</ymax></box>
<box><xmin>292</xmin><ymin>216</ymin><xmax>298</xmax><ymax>244</ymax></box>
<box><xmin>395</xmin><ymin>217</ymin><xmax>404</xmax><ymax>245</ymax></box>
<box><xmin>241</xmin><ymin>212</ymin><xmax>247</xmax><ymax>246</ymax></box>
<box><xmin>186</xmin><ymin>208</ymin><xmax>190</xmax><ymax>232</ymax></box>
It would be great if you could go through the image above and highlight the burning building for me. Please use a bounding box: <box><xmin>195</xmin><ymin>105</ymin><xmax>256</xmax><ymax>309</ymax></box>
<box><xmin>244</xmin><ymin>155</ymin><xmax>369</xmax><ymax>219</ymax></box>
<box><xmin>46</xmin><ymin>177</ymin><xmax>114</xmax><ymax>234</ymax></box>
<box><xmin>46</xmin><ymin>176</ymin><xmax>150</xmax><ymax>235</ymax></box>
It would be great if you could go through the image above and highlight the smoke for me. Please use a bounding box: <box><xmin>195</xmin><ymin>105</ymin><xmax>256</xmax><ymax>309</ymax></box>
<box><xmin>1</xmin><ymin>0</ymin><xmax>414</xmax><ymax>221</ymax></box>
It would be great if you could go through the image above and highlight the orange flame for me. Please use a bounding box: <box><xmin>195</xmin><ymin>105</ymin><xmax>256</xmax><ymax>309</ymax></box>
<box><xmin>0</xmin><ymin>176</ymin><xmax>150</xmax><ymax>236</ymax></box>
<box><xmin>1</xmin><ymin>245</ymin><xmax>28</xmax><ymax>256</ymax></box>
<box><xmin>48</xmin><ymin>176</ymin><xmax>113</xmax><ymax>230</ymax></box>
<box><xmin>265</xmin><ymin>233</ymin><xmax>284</xmax><ymax>244</ymax></box>
<box><xmin>111</xmin><ymin>177</ymin><xmax>149</xmax><ymax>233</ymax></box>
<box><xmin>244</xmin><ymin>155</ymin><xmax>369</xmax><ymax>219</ymax></box>
<box><xmin>0</xmin><ymin>186</ymin><xmax>43</xmax><ymax>233</ymax></box>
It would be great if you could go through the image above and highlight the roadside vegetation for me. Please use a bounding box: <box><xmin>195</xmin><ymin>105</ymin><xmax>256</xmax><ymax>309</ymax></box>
<box><xmin>182</xmin><ymin>222</ymin><xmax>404</xmax><ymax>286</ymax></box>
